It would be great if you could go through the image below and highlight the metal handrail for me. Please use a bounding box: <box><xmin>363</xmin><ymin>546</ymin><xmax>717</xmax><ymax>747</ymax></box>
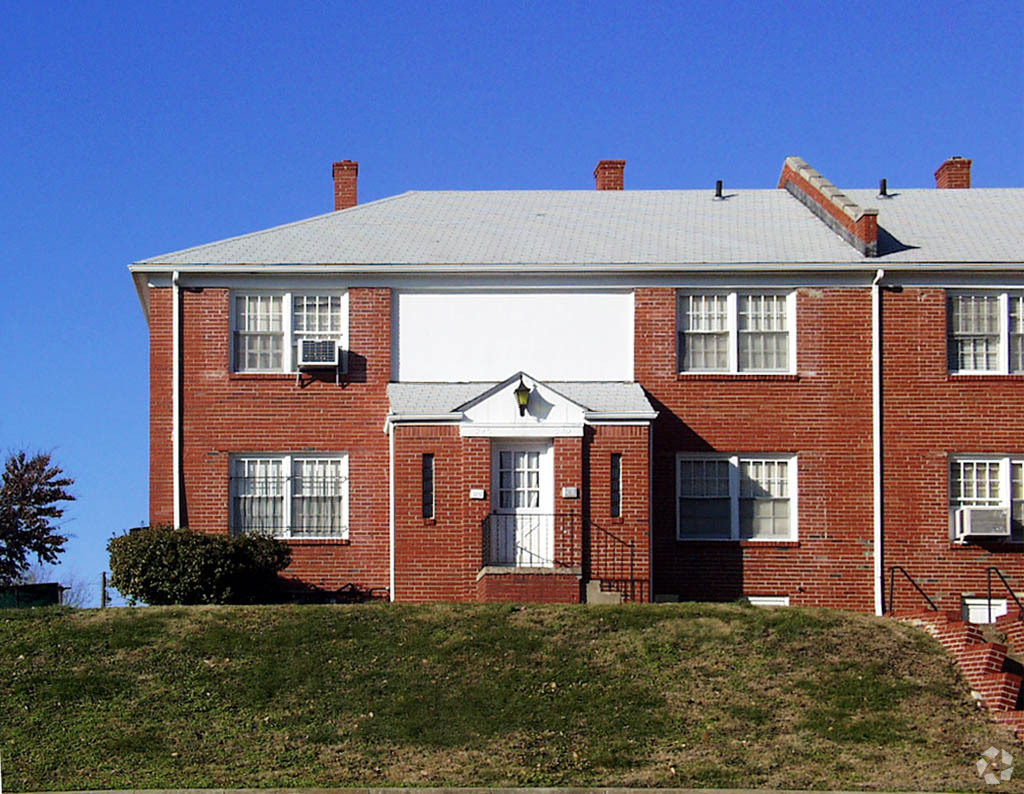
<box><xmin>588</xmin><ymin>520</ymin><xmax>636</xmax><ymax>602</ymax></box>
<box><xmin>887</xmin><ymin>566</ymin><xmax>939</xmax><ymax>616</ymax></box>
<box><xmin>985</xmin><ymin>567</ymin><xmax>1024</xmax><ymax>623</ymax></box>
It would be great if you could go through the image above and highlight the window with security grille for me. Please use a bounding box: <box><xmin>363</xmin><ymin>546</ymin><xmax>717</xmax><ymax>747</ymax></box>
<box><xmin>678</xmin><ymin>291</ymin><xmax>793</xmax><ymax>373</ymax></box>
<box><xmin>232</xmin><ymin>291</ymin><xmax>347</xmax><ymax>373</ymax></box>
<box><xmin>677</xmin><ymin>454</ymin><xmax>796</xmax><ymax>541</ymax></box>
<box><xmin>947</xmin><ymin>292</ymin><xmax>1024</xmax><ymax>374</ymax></box>
<box><xmin>231</xmin><ymin>454</ymin><xmax>348</xmax><ymax>538</ymax></box>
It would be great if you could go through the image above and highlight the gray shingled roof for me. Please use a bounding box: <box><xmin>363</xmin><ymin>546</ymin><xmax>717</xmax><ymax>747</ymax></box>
<box><xmin>133</xmin><ymin>188</ymin><xmax>1024</xmax><ymax>268</ymax></box>
<box><xmin>387</xmin><ymin>381</ymin><xmax>655</xmax><ymax>417</ymax></box>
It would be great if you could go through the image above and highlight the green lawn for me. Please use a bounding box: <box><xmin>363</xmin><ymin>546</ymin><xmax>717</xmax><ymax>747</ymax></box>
<box><xmin>0</xmin><ymin>602</ymin><xmax>1018</xmax><ymax>791</ymax></box>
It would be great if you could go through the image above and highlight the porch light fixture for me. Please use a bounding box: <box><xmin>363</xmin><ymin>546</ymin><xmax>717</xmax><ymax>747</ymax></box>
<box><xmin>514</xmin><ymin>377</ymin><xmax>530</xmax><ymax>416</ymax></box>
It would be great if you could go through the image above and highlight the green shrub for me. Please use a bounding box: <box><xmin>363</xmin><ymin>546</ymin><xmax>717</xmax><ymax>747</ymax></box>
<box><xmin>107</xmin><ymin>527</ymin><xmax>291</xmax><ymax>605</ymax></box>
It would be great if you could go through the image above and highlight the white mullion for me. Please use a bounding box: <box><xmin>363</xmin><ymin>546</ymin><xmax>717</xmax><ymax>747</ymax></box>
<box><xmin>999</xmin><ymin>292</ymin><xmax>1010</xmax><ymax>374</ymax></box>
<box><xmin>728</xmin><ymin>292</ymin><xmax>739</xmax><ymax>372</ymax></box>
<box><xmin>283</xmin><ymin>453</ymin><xmax>293</xmax><ymax>538</ymax></box>
<box><xmin>789</xmin><ymin>454</ymin><xmax>799</xmax><ymax>541</ymax></box>
<box><xmin>729</xmin><ymin>455</ymin><xmax>740</xmax><ymax>540</ymax></box>
<box><xmin>787</xmin><ymin>291</ymin><xmax>797</xmax><ymax>374</ymax></box>
<box><xmin>283</xmin><ymin>291</ymin><xmax>294</xmax><ymax>373</ymax></box>
<box><xmin>1000</xmin><ymin>458</ymin><xmax>1012</xmax><ymax>511</ymax></box>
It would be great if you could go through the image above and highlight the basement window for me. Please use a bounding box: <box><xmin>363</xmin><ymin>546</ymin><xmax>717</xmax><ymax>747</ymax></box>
<box><xmin>232</xmin><ymin>291</ymin><xmax>348</xmax><ymax>373</ymax></box>
<box><xmin>677</xmin><ymin>291</ymin><xmax>795</xmax><ymax>373</ymax></box>
<box><xmin>948</xmin><ymin>292</ymin><xmax>1024</xmax><ymax>374</ymax></box>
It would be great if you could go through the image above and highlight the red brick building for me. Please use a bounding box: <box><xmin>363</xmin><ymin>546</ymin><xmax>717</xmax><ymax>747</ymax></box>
<box><xmin>130</xmin><ymin>155</ymin><xmax>1024</xmax><ymax>615</ymax></box>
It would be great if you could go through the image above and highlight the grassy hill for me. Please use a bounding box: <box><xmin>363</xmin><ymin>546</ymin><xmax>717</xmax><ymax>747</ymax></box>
<box><xmin>1</xmin><ymin>602</ymin><xmax>1019</xmax><ymax>791</ymax></box>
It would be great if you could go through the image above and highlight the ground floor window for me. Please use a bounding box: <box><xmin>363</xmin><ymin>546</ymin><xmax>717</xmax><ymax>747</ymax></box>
<box><xmin>950</xmin><ymin>456</ymin><xmax>1023</xmax><ymax>541</ymax></box>
<box><xmin>230</xmin><ymin>453</ymin><xmax>348</xmax><ymax>539</ymax></box>
<box><xmin>676</xmin><ymin>454</ymin><xmax>796</xmax><ymax>541</ymax></box>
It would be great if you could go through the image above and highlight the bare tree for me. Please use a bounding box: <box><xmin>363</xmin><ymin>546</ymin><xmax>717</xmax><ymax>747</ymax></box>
<box><xmin>0</xmin><ymin>452</ymin><xmax>74</xmax><ymax>586</ymax></box>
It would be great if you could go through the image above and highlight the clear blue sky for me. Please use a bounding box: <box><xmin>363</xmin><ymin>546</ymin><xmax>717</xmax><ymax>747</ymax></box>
<box><xmin>1</xmin><ymin>0</ymin><xmax>1021</xmax><ymax>606</ymax></box>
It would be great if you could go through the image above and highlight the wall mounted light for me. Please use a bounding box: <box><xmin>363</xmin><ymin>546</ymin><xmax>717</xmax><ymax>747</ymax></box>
<box><xmin>514</xmin><ymin>377</ymin><xmax>530</xmax><ymax>416</ymax></box>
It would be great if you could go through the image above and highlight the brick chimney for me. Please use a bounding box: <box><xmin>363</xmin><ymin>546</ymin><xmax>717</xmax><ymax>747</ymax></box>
<box><xmin>333</xmin><ymin>160</ymin><xmax>358</xmax><ymax>210</ymax></box>
<box><xmin>594</xmin><ymin>160</ymin><xmax>625</xmax><ymax>190</ymax></box>
<box><xmin>935</xmin><ymin>156</ymin><xmax>971</xmax><ymax>189</ymax></box>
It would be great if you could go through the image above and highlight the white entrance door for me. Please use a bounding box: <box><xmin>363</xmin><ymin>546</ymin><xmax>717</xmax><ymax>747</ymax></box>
<box><xmin>491</xmin><ymin>443</ymin><xmax>554</xmax><ymax>566</ymax></box>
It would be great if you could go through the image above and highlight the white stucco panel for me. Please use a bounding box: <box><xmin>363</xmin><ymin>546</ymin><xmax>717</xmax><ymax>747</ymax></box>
<box><xmin>394</xmin><ymin>289</ymin><xmax>634</xmax><ymax>381</ymax></box>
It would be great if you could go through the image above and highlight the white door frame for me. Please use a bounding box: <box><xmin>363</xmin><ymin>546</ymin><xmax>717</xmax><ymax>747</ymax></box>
<box><xmin>490</xmin><ymin>441</ymin><xmax>554</xmax><ymax>566</ymax></box>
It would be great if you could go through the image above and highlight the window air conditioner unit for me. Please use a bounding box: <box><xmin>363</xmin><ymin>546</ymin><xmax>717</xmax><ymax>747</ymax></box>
<box><xmin>297</xmin><ymin>339</ymin><xmax>339</xmax><ymax>368</ymax></box>
<box><xmin>956</xmin><ymin>507</ymin><xmax>1011</xmax><ymax>539</ymax></box>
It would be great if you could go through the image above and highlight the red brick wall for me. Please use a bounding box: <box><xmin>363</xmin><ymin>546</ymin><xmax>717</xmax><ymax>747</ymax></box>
<box><xmin>149</xmin><ymin>287</ymin><xmax>174</xmax><ymax>526</ymax></box>
<box><xmin>392</xmin><ymin>426</ymin><xmax>487</xmax><ymax>601</ymax></box>
<box><xmin>586</xmin><ymin>424</ymin><xmax>651</xmax><ymax>601</ymax></box>
<box><xmin>636</xmin><ymin>286</ymin><xmax>876</xmax><ymax>610</ymax></box>
<box><xmin>149</xmin><ymin>284</ymin><xmax>393</xmax><ymax>595</ymax></box>
<box><xmin>882</xmin><ymin>288</ymin><xmax>1024</xmax><ymax>613</ymax></box>
<box><xmin>475</xmin><ymin>571</ymin><xmax>580</xmax><ymax>602</ymax></box>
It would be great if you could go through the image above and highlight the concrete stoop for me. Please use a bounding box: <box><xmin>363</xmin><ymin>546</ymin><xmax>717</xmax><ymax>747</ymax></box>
<box><xmin>585</xmin><ymin>578</ymin><xmax>624</xmax><ymax>604</ymax></box>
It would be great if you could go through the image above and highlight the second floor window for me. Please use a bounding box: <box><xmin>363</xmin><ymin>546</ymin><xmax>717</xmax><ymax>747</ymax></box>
<box><xmin>948</xmin><ymin>292</ymin><xmax>1024</xmax><ymax>374</ymax></box>
<box><xmin>678</xmin><ymin>291</ymin><xmax>794</xmax><ymax>373</ymax></box>
<box><xmin>233</xmin><ymin>291</ymin><xmax>348</xmax><ymax>373</ymax></box>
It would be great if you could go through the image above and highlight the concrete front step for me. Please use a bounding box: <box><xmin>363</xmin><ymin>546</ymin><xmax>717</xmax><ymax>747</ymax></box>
<box><xmin>585</xmin><ymin>579</ymin><xmax>624</xmax><ymax>605</ymax></box>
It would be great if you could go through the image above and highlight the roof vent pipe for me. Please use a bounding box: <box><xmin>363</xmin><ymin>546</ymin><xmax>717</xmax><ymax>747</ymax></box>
<box><xmin>715</xmin><ymin>180</ymin><xmax>723</xmax><ymax>199</ymax></box>
<box><xmin>879</xmin><ymin>178</ymin><xmax>888</xmax><ymax>197</ymax></box>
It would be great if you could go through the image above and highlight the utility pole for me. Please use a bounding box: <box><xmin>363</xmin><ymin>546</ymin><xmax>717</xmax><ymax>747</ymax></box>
<box><xmin>101</xmin><ymin>572</ymin><xmax>108</xmax><ymax>609</ymax></box>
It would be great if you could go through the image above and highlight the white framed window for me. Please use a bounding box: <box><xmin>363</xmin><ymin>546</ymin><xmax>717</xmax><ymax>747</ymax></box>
<box><xmin>232</xmin><ymin>291</ymin><xmax>348</xmax><ymax>373</ymax></box>
<box><xmin>678</xmin><ymin>291</ymin><xmax>795</xmax><ymax>373</ymax></box>
<box><xmin>676</xmin><ymin>454</ymin><xmax>797</xmax><ymax>541</ymax></box>
<box><xmin>948</xmin><ymin>292</ymin><xmax>1024</xmax><ymax>374</ymax></box>
<box><xmin>231</xmin><ymin>453</ymin><xmax>349</xmax><ymax>539</ymax></box>
<box><xmin>949</xmin><ymin>456</ymin><xmax>1024</xmax><ymax>541</ymax></box>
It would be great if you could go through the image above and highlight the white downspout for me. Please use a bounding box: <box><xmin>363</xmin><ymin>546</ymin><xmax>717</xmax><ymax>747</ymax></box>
<box><xmin>172</xmin><ymin>271</ymin><xmax>181</xmax><ymax>529</ymax></box>
<box><xmin>648</xmin><ymin>422</ymin><xmax>654</xmax><ymax>603</ymax></box>
<box><xmin>872</xmin><ymin>268</ymin><xmax>885</xmax><ymax>616</ymax></box>
<box><xmin>388</xmin><ymin>420</ymin><xmax>396</xmax><ymax>602</ymax></box>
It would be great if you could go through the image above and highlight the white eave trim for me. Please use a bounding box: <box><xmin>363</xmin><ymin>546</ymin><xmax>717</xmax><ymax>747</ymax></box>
<box><xmin>128</xmin><ymin>261</ymin><xmax>1024</xmax><ymax>276</ymax></box>
<box><xmin>584</xmin><ymin>412</ymin><xmax>659</xmax><ymax>422</ymax></box>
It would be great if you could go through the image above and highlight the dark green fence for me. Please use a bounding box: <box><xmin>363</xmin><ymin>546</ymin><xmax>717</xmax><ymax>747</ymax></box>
<box><xmin>0</xmin><ymin>582</ymin><xmax>63</xmax><ymax>608</ymax></box>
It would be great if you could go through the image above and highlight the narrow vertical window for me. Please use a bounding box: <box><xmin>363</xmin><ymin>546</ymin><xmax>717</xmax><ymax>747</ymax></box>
<box><xmin>610</xmin><ymin>453</ymin><xmax>622</xmax><ymax>518</ymax></box>
<box><xmin>422</xmin><ymin>453</ymin><xmax>435</xmax><ymax>519</ymax></box>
